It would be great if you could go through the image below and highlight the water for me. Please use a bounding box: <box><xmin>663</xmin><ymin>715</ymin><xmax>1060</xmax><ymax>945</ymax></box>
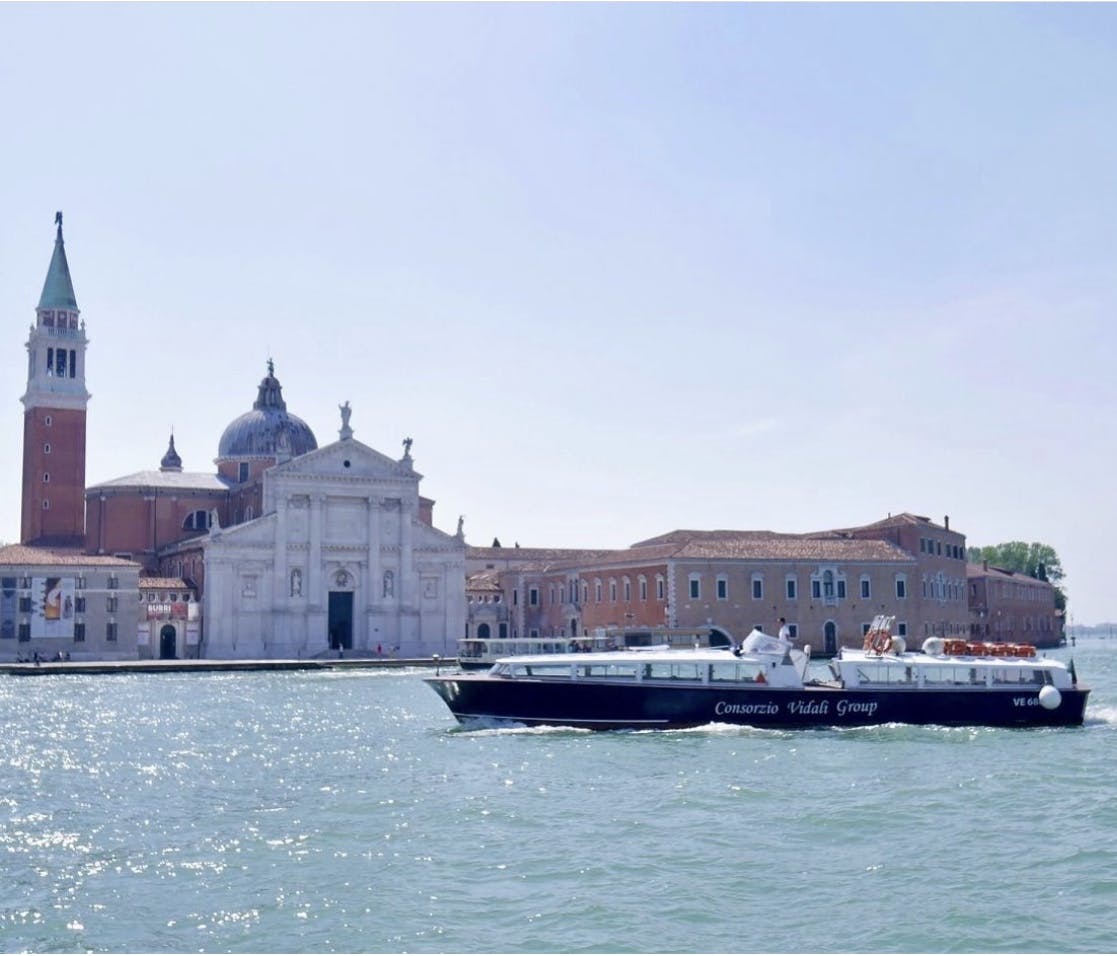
<box><xmin>1</xmin><ymin>640</ymin><xmax>1114</xmax><ymax>954</ymax></box>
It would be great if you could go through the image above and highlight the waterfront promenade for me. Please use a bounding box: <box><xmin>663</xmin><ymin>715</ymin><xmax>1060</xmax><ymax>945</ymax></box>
<box><xmin>0</xmin><ymin>656</ymin><xmax>452</xmax><ymax>676</ymax></box>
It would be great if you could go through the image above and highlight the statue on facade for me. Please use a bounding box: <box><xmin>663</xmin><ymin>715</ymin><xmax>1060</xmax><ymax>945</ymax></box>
<box><xmin>339</xmin><ymin>401</ymin><xmax>354</xmax><ymax>440</ymax></box>
<box><xmin>456</xmin><ymin>515</ymin><xmax>465</xmax><ymax>538</ymax></box>
<box><xmin>290</xmin><ymin>568</ymin><xmax>302</xmax><ymax>597</ymax></box>
<box><xmin>402</xmin><ymin>436</ymin><xmax>413</xmax><ymax>458</ymax></box>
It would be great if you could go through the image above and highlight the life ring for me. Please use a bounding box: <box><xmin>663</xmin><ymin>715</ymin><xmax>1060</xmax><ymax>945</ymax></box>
<box><xmin>870</xmin><ymin>631</ymin><xmax>892</xmax><ymax>655</ymax></box>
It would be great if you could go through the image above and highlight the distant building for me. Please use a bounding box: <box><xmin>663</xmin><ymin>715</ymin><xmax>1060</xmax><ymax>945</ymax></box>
<box><xmin>967</xmin><ymin>562</ymin><xmax>1062</xmax><ymax>648</ymax></box>
<box><xmin>0</xmin><ymin>545</ymin><xmax>140</xmax><ymax>661</ymax></box>
<box><xmin>138</xmin><ymin>576</ymin><xmax>200</xmax><ymax>660</ymax></box>
<box><xmin>466</xmin><ymin>513</ymin><xmax>970</xmax><ymax>655</ymax></box>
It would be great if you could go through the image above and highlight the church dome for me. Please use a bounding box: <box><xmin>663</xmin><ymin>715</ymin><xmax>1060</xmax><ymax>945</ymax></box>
<box><xmin>217</xmin><ymin>361</ymin><xmax>318</xmax><ymax>460</ymax></box>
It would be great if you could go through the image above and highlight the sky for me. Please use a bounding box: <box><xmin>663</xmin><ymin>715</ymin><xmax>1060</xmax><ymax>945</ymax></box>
<box><xmin>2</xmin><ymin>4</ymin><xmax>1116</xmax><ymax>624</ymax></box>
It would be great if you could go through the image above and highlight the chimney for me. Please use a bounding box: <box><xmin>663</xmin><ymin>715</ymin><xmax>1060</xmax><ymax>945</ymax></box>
<box><xmin>944</xmin><ymin>515</ymin><xmax>950</xmax><ymax>530</ymax></box>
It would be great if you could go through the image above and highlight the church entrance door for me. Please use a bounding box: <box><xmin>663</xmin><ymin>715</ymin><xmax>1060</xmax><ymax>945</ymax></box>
<box><xmin>159</xmin><ymin>625</ymin><xmax>177</xmax><ymax>659</ymax></box>
<box><xmin>328</xmin><ymin>592</ymin><xmax>354</xmax><ymax>650</ymax></box>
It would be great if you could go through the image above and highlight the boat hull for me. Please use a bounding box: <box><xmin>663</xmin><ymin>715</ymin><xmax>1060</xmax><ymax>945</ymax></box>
<box><xmin>424</xmin><ymin>676</ymin><xmax>1090</xmax><ymax>730</ymax></box>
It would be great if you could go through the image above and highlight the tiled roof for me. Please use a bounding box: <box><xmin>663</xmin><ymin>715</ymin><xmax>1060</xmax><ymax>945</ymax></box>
<box><xmin>671</xmin><ymin>536</ymin><xmax>912</xmax><ymax>562</ymax></box>
<box><xmin>88</xmin><ymin>470</ymin><xmax>233</xmax><ymax>492</ymax></box>
<box><xmin>138</xmin><ymin>577</ymin><xmax>191</xmax><ymax>590</ymax></box>
<box><xmin>466</xmin><ymin>570</ymin><xmax>502</xmax><ymax>592</ymax></box>
<box><xmin>966</xmin><ymin>563</ymin><xmax>1051</xmax><ymax>584</ymax></box>
<box><xmin>467</xmin><ymin>546</ymin><xmax>616</xmax><ymax>563</ymax></box>
<box><xmin>0</xmin><ymin>544</ymin><xmax>139</xmax><ymax>567</ymax></box>
<box><xmin>630</xmin><ymin>529</ymin><xmax>794</xmax><ymax>547</ymax></box>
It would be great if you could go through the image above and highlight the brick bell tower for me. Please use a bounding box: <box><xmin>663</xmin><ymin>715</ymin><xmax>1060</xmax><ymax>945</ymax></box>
<box><xmin>20</xmin><ymin>212</ymin><xmax>90</xmax><ymax>547</ymax></box>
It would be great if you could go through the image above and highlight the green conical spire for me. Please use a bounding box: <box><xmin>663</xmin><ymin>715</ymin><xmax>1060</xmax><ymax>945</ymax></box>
<box><xmin>37</xmin><ymin>211</ymin><xmax>78</xmax><ymax>311</ymax></box>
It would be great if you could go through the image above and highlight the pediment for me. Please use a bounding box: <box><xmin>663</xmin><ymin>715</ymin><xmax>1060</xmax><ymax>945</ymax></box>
<box><xmin>272</xmin><ymin>439</ymin><xmax>422</xmax><ymax>482</ymax></box>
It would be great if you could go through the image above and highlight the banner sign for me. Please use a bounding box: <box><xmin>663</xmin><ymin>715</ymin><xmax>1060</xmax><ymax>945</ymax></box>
<box><xmin>31</xmin><ymin>577</ymin><xmax>75</xmax><ymax>639</ymax></box>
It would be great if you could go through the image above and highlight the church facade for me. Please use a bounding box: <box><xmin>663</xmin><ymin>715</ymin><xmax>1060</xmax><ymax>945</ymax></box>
<box><xmin>200</xmin><ymin>423</ymin><xmax>467</xmax><ymax>660</ymax></box>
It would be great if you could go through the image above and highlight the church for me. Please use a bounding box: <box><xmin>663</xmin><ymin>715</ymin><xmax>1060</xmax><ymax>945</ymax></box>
<box><xmin>7</xmin><ymin>215</ymin><xmax>466</xmax><ymax>661</ymax></box>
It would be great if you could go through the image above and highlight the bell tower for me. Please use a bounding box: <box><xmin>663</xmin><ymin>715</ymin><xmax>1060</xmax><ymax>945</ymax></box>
<box><xmin>20</xmin><ymin>212</ymin><xmax>90</xmax><ymax>547</ymax></box>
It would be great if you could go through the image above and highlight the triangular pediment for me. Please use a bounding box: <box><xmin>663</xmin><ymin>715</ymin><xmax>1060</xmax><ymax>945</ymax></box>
<box><xmin>270</xmin><ymin>438</ymin><xmax>422</xmax><ymax>482</ymax></box>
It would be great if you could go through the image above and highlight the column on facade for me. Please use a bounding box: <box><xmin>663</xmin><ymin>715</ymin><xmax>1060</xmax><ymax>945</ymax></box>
<box><xmin>365</xmin><ymin>496</ymin><xmax>381</xmax><ymax>609</ymax></box>
<box><xmin>275</xmin><ymin>493</ymin><xmax>288</xmax><ymax>606</ymax></box>
<box><xmin>308</xmin><ymin>494</ymin><xmax>323</xmax><ymax>605</ymax></box>
<box><xmin>400</xmin><ymin>500</ymin><xmax>415</xmax><ymax>607</ymax></box>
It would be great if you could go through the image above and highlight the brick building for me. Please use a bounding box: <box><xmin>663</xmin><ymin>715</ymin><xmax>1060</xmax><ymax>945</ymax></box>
<box><xmin>967</xmin><ymin>562</ymin><xmax>1062</xmax><ymax>648</ymax></box>
<box><xmin>466</xmin><ymin>513</ymin><xmax>971</xmax><ymax>655</ymax></box>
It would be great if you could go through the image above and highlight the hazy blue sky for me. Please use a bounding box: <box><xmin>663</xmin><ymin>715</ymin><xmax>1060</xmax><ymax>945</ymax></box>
<box><xmin>3</xmin><ymin>4</ymin><xmax>1115</xmax><ymax>623</ymax></box>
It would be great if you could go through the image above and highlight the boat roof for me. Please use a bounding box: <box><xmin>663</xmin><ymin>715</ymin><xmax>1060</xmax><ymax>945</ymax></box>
<box><xmin>493</xmin><ymin>647</ymin><xmax>774</xmax><ymax>667</ymax></box>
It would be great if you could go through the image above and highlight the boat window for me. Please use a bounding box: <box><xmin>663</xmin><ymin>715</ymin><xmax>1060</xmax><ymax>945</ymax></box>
<box><xmin>855</xmin><ymin>664</ymin><xmax>917</xmax><ymax>685</ymax></box>
<box><xmin>524</xmin><ymin>664</ymin><xmax>575</xmax><ymax>678</ymax></box>
<box><xmin>992</xmin><ymin>667</ymin><xmax>1044</xmax><ymax>685</ymax></box>
<box><xmin>577</xmin><ymin>663</ymin><xmax>638</xmax><ymax>680</ymax></box>
<box><xmin>709</xmin><ymin>662</ymin><xmax>766</xmax><ymax>683</ymax></box>
<box><xmin>644</xmin><ymin>662</ymin><xmax>703</xmax><ymax>681</ymax></box>
<box><xmin>921</xmin><ymin>665</ymin><xmax>981</xmax><ymax>686</ymax></box>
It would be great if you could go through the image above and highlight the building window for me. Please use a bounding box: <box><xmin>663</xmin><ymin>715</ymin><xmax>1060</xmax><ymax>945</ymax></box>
<box><xmin>43</xmin><ymin>473</ymin><xmax>50</xmax><ymax>483</ymax></box>
<box><xmin>42</xmin><ymin>499</ymin><xmax>50</xmax><ymax>510</ymax></box>
<box><xmin>44</xmin><ymin>415</ymin><xmax>52</xmax><ymax>427</ymax></box>
<box><xmin>623</xmin><ymin>578</ymin><xmax>631</xmax><ymax>602</ymax></box>
<box><xmin>609</xmin><ymin>580</ymin><xmax>617</xmax><ymax>602</ymax></box>
<box><xmin>529</xmin><ymin>587</ymin><xmax>539</xmax><ymax>606</ymax></box>
<box><xmin>75</xmin><ymin>596</ymin><xmax>85</xmax><ymax>613</ymax></box>
<box><xmin>897</xmin><ymin>621</ymin><xmax>908</xmax><ymax>637</ymax></box>
<box><xmin>595</xmin><ymin>580</ymin><xmax>602</xmax><ymax>602</ymax></box>
<box><xmin>106</xmin><ymin>596</ymin><xmax>118</xmax><ymax>612</ymax></box>
<box><xmin>74</xmin><ymin>622</ymin><xmax>85</xmax><ymax>642</ymax></box>
<box><xmin>860</xmin><ymin>576</ymin><xmax>871</xmax><ymax>599</ymax></box>
<box><xmin>837</xmin><ymin>579</ymin><xmax>846</xmax><ymax>599</ymax></box>
<box><xmin>108</xmin><ymin>575</ymin><xmax>119</xmax><ymax>590</ymax></box>
<box><xmin>717</xmin><ymin>576</ymin><xmax>728</xmax><ymax>600</ymax></box>
<box><xmin>811</xmin><ymin>579</ymin><xmax>821</xmax><ymax>599</ymax></box>
<box><xmin>43</xmin><ymin>443</ymin><xmax>51</xmax><ymax>454</ymax></box>
<box><xmin>238</xmin><ymin>462</ymin><xmax>249</xmax><ymax>483</ymax></box>
<box><xmin>786</xmin><ymin>576</ymin><xmax>797</xmax><ymax>600</ymax></box>
<box><xmin>18</xmin><ymin>597</ymin><xmax>32</xmax><ymax>613</ymax></box>
<box><xmin>751</xmin><ymin>574</ymin><xmax>763</xmax><ymax>600</ymax></box>
<box><xmin>18</xmin><ymin>623</ymin><xmax>30</xmax><ymax>642</ymax></box>
<box><xmin>688</xmin><ymin>575</ymin><xmax>700</xmax><ymax>600</ymax></box>
<box><xmin>106</xmin><ymin>622</ymin><xmax>117</xmax><ymax>642</ymax></box>
<box><xmin>656</xmin><ymin>576</ymin><xmax>665</xmax><ymax>600</ymax></box>
<box><xmin>639</xmin><ymin>576</ymin><xmax>648</xmax><ymax>601</ymax></box>
<box><xmin>895</xmin><ymin>575</ymin><xmax>907</xmax><ymax>599</ymax></box>
<box><xmin>184</xmin><ymin>510</ymin><xmax>210</xmax><ymax>532</ymax></box>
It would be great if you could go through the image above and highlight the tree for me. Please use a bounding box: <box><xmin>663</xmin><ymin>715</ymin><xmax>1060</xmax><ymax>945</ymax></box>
<box><xmin>967</xmin><ymin>541</ymin><xmax>1067</xmax><ymax>610</ymax></box>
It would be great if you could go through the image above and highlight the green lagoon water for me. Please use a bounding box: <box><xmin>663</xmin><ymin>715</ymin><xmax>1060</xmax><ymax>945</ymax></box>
<box><xmin>1</xmin><ymin>640</ymin><xmax>1114</xmax><ymax>953</ymax></box>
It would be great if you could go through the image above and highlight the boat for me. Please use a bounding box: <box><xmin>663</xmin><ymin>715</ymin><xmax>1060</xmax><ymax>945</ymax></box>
<box><xmin>425</xmin><ymin>617</ymin><xmax>1089</xmax><ymax>730</ymax></box>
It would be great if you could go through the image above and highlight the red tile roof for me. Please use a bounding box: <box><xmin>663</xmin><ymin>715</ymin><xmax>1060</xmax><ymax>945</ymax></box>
<box><xmin>0</xmin><ymin>544</ymin><xmax>139</xmax><ymax>568</ymax></box>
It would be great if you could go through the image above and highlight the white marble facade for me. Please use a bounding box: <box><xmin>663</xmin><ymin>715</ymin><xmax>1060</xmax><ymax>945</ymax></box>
<box><xmin>202</xmin><ymin>436</ymin><xmax>466</xmax><ymax>659</ymax></box>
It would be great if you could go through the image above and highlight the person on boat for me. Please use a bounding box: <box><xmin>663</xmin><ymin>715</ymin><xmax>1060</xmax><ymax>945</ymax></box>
<box><xmin>778</xmin><ymin>618</ymin><xmax>790</xmax><ymax>642</ymax></box>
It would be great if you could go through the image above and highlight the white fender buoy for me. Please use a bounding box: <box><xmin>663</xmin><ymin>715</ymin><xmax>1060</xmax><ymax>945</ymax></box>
<box><xmin>1038</xmin><ymin>685</ymin><xmax>1062</xmax><ymax>710</ymax></box>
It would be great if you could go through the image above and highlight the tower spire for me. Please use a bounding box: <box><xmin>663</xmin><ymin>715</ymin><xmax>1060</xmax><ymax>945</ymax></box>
<box><xmin>38</xmin><ymin>210</ymin><xmax>78</xmax><ymax>311</ymax></box>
